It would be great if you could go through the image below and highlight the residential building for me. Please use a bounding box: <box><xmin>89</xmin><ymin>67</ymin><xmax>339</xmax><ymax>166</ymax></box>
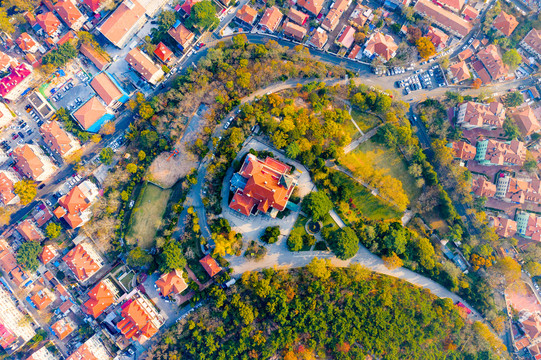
<box><xmin>335</xmin><ymin>25</ymin><xmax>356</xmax><ymax>49</ymax></box>
<box><xmin>80</xmin><ymin>43</ymin><xmax>110</xmax><ymax>71</ymax></box>
<box><xmin>62</xmin><ymin>241</ymin><xmax>104</xmax><ymax>282</ymax></box>
<box><xmin>35</xmin><ymin>12</ymin><xmax>62</xmax><ymax>38</ymax></box>
<box><xmin>125</xmin><ymin>48</ymin><xmax>164</xmax><ymax>85</ymax></box>
<box><xmin>458</xmin><ymin>48</ymin><xmax>473</xmax><ymax>61</ymax></box>
<box><xmin>54</xmin><ymin>0</ymin><xmax>86</xmax><ymax>31</ymax></box>
<box><xmin>516</xmin><ymin>212</ymin><xmax>541</xmax><ymax>240</ymax></box>
<box><xmin>287</xmin><ymin>8</ymin><xmax>309</xmax><ymax>25</ymax></box>
<box><xmin>200</xmin><ymin>254</ymin><xmax>222</xmax><ymax>277</ymax></box>
<box><xmin>84</xmin><ymin>0</ymin><xmax>108</xmax><ymax>13</ymax></box>
<box><xmin>0</xmin><ymin>63</ymin><xmax>34</xmax><ymax>102</ymax></box>
<box><xmin>168</xmin><ymin>22</ymin><xmax>195</xmax><ymax>50</ymax></box>
<box><xmin>477</xmin><ymin>44</ymin><xmax>508</xmax><ymax>81</ymax></box>
<box><xmin>16</xmin><ymin>219</ymin><xmax>43</xmax><ymax>242</ymax></box>
<box><xmin>83</xmin><ymin>279</ymin><xmax>117</xmax><ymax>318</ymax></box>
<box><xmin>493</xmin><ymin>11</ymin><xmax>518</xmax><ymax>37</ymax></box>
<box><xmin>451</xmin><ymin>140</ymin><xmax>476</xmax><ymax>161</ymax></box>
<box><xmin>66</xmin><ymin>334</ymin><xmax>112</xmax><ymax>360</ymax></box>
<box><xmin>0</xmin><ymin>171</ymin><xmax>20</xmax><ymax>206</ymax></box>
<box><xmin>0</xmin><ymin>51</ymin><xmax>13</xmax><ymax>72</ymax></box>
<box><xmin>321</xmin><ymin>0</ymin><xmax>350</xmax><ymax>31</ymax></box>
<box><xmin>30</xmin><ymin>288</ymin><xmax>54</xmax><ymax>310</ymax></box>
<box><xmin>116</xmin><ymin>294</ymin><xmax>163</xmax><ymax>344</ymax></box>
<box><xmin>508</xmin><ymin>105</ymin><xmax>541</xmax><ymax>136</ymax></box>
<box><xmin>40</xmin><ymin>121</ymin><xmax>81</xmax><ymax>159</ymax></box>
<box><xmin>26</xmin><ymin>346</ymin><xmax>57</xmax><ymax>360</ymax></box>
<box><xmin>28</xmin><ymin>93</ymin><xmax>54</xmax><ymax>119</ymax></box>
<box><xmin>39</xmin><ymin>245</ymin><xmax>57</xmax><ymax>265</ymax></box>
<box><xmin>259</xmin><ymin>6</ymin><xmax>283</xmax><ymax>33</ymax></box>
<box><xmin>73</xmin><ymin>96</ymin><xmax>113</xmax><ymax>132</ymax></box>
<box><xmin>16</xmin><ymin>33</ymin><xmax>39</xmax><ymax>53</ymax></box>
<box><xmin>363</xmin><ymin>32</ymin><xmax>398</xmax><ymax>62</ymax></box>
<box><xmin>0</xmin><ymin>283</ymin><xmax>35</xmax><ymax>353</ymax></box>
<box><xmin>236</xmin><ymin>4</ymin><xmax>258</xmax><ymax>25</ymax></box>
<box><xmin>54</xmin><ymin>180</ymin><xmax>99</xmax><ymax>228</ymax></box>
<box><xmin>492</xmin><ymin>216</ymin><xmax>517</xmax><ymax>238</ymax></box>
<box><xmin>179</xmin><ymin>0</ymin><xmax>201</xmax><ymax>16</ymax></box>
<box><xmin>496</xmin><ymin>174</ymin><xmax>541</xmax><ymax>204</ymax></box>
<box><xmin>348</xmin><ymin>44</ymin><xmax>362</xmax><ymax>60</ymax></box>
<box><xmin>297</xmin><ymin>0</ymin><xmax>324</xmax><ymax>16</ymax></box>
<box><xmin>449</xmin><ymin>61</ymin><xmax>471</xmax><ymax>83</ymax></box>
<box><xmin>154</xmin><ymin>42</ymin><xmax>173</xmax><ymax>63</ymax></box>
<box><xmin>90</xmin><ymin>72</ymin><xmax>130</xmax><ymax>110</ymax></box>
<box><xmin>438</xmin><ymin>0</ymin><xmax>464</xmax><ymax>12</ymax></box>
<box><xmin>472</xmin><ymin>176</ymin><xmax>496</xmax><ymax>197</ymax></box>
<box><xmin>455</xmin><ymin>101</ymin><xmax>505</xmax><ymax>129</ymax></box>
<box><xmin>413</xmin><ymin>0</ymin><xmax>472</xmax><ymax>38</ymax></box>
<box><xmin>51</xmin><ymin>317</ymin><xmax>76</xmax><ymax>340</ymax></box>
<box><xmin>349</xmin><ymin>4</ymin><xmax>369</xmax><ymax>28</ymax></box>
<box><xmin>521</xmin><ymin>314</ymin><xmax>541</xmax><ymax>344</ymax></box>
<box><xmin>155</xmin><ymin>269</ymin><xmax>188</xmax><ymax>296</ymax></box>
<box><xmin>229</xmin><ymin>154</ymin><xmax>297</xmax><ymax>217</ymax></box>
<box><xmin>521</xmin><ymin>29</ymin><xmax>541</xmax><ymax>60</ymax></box>
<box><xmin>12</xmin><ymin>144</ymin><xmax>56</xmax><ymax>182</ymax></box>
<box><xmin>462</xmin><ymin>5</ymin><xmax>479</xmax><ymax>21</ymax></box>
<box><xmin>475</xmin><ymin>138</ymin><xmax>526</xmax><ymax>166</ymax></box>
<box><xmin>426</xmin><ymin>26</ymin><xmax>449</xmax><ymax>51</ymax></box>
<box><xmin>283</xmin><ymin>21</ymin><xmax>307</xmax><ymax>41</ymax></box>
<box><xmin>97</xmin><ymin>0</ymin><xmax>147</xmax><ymax>48</ymax></box>
<box><xmin>307</xmin><ymin>27</ymin><xmax>328</xmax><ymax>48</ymax></box>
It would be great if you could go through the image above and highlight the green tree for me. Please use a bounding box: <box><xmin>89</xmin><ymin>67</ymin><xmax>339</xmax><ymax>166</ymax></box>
<box><xmin>285</xmin><ymin>142</ymin><xmax>301</xmax><ymax>159</ymax></box>
<box><xmin>503</xmin><ymin>117</ymin><xmax>521</xmax><ymax>140</ymax></box>
<box><xmin>14</xmin><ymin>179</ymin><xmax>37</xmax><ymax>205</ymax></box>
<box><xmin>99</xmin><ymin>147</ymin><xmax>114</xmax><ymax>165</ymax></box>
<box><xmin>374</xmin><ymin>94</ymin><xmax>392</xmax><ymax>112</ymax></box>
<box><xmin>138</xmin><ymin>150</ymin><xmax>146</xmax><ymax>161</ymax></box>
<box><xmin>16</xmin><ymin>242</ymin><xmax>42</xmax><ymax>272</ymax></box>
<box><xmin>525</xmin><ymin>261</ymin><xmax>541</xmax><ymax>277</ymax></box>
<box><xmin>261</xmin><ymin>226</ymin><xmax>280</xmax><ymax>244</ymax></box>
<box><xmin>126</xmin><ymin>163</ymin><xmax>138</xmax><ymax>174</ymax></box>
<box><xmin>502</xmin><ymin>49</ymin><xmax>521</xmax><ymax>69</ymax></box>
<box><xmin>186</xmin><ymin>0</ymin><xmax>219</xmax><ymax>31</ymax></box>
<box><xmin>505</xmin><ymin>91</ymin><xmax>523</xmax><ymax>107</ymax></box>
<box><xmin>329</xmin><ymin>227</ymin><xmax>359</xmax><ymax>260</ymax></box>
<box><xmin>417</xmin><ymin>237</ymin><xmax>436</xmax><ymax>270</ymax></box>
<box><xmin>159</xmin><ymin>241</ymin><xmax>187</xmax><ymax>273</ymax></box>
<box><xmin>287</xmin><ymin>230</ymin><xmax>304</xmax><ymax>251</ymax></box>
<box><xmin>140</xmin><ymin>130</ymin><xmax>158</xmax><ymax>149</ymax></box>
<box><xmin>127</xmin><ymin>247</ymin><xmax>153</xmax><ymax>268</ymax></box>
<box><xmin>383</xmin><ymin>228</ymin><xmax>408</xmax><ymax>255</ymax></box>
<box><xmin>302</xmin><ymin>191</ymin><xmax>333</xmax><ymax>221</ymax></box>
<box><xmin>158</xmin><ymin>10</ymin><xmax>177</xmax><ymax>31</ymax></box>
<box><xmin>232</xmin><ymin>34</ymin><xmax>247</xmax><ymax>48</ymax></box>
<box><xmin>45</xmin><ymin>222</ymin><xmax>62</xmax><ymax>239</ymax></box>
<box><xmin>306</xmin><ymin>257</ymin><xmax>332</xmax><ymax>280</ymax></box>
<box><xmin>42</xmin><ymin>42</ymin><xmax>78</xmax><ymax>67</ymax></box>
<box><xmin>139</xmin><ymin>102</ymin><xmax>155</xmax><ymax>120</ymax></box>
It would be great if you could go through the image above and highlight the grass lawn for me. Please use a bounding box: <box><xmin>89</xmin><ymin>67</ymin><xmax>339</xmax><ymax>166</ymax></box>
<box><xmin>291</xmin><ymin>214</ymin><xmax>308</xmax><ymax>238</ymax></box>
<box><xmin>118</xmin><ymin>271</ymin><xmax>135</xmax><ymax>292</ymax></box>
<box><xmin>126</xmin><ymin>182</ymin><xmax>172</xmax><ymax>249</ymax></box>
<box><xmin>322</xmin><ymin>213</ymin><xmax>339</xmax><ymax>232</ymax></box>
<box><xmin>344</xmin><ymin>117</ymin><xmax>363</xmax><ymax>141</ymax></box>
<box><xmin>355</xmin><ymin>140</ymin><xmax>421</xmax><ymax>203</ymax></box>
<box><xmin>351</xmin><ymin>108</ymin><xmax>381</xmax><ymax>132</ymax></box>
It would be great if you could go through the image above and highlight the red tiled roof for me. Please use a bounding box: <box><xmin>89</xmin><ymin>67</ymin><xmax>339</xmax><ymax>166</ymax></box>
<box><xmin>125</xmin><ymin>48</ymin><xmax>162</xmax><ymax>83</ymax></box>
<box><xmin>36</xmin><ymin>12</ymin><xmax>61</xmax><ymax>37</ymax></box>
<box><xmin>348</xmin><ymin>44</ymin><xmax>362</xmax><ymax>59</ymax></box>
<box><xmin>180</xmin><ymin>0</ymin><xmax>201</xmax><ymax>15</ymax></box>
<box><xmin>40</xmin><ymin>121</ymin><xmax>77</xmax><ymax>157</ymax></box>
<box><xmin>452</xmin><ymin>141</ymin><xmax>476</xmax><ymax>160</ymax></box>
<box><xmin>17</xmin><ymin>219</ymin><xmax>43</xmax><ymax>242</ymax></box>
<box><xmin>287</xmin><ymin>8</ymin><xmax>308</xmax><ymax>25</ymax></box>
<box><xmin>414</xmin><ymin>0</ymin><xmax>472</xmax><ymax>37</ymax></box>
<box><xmin>509</xmin><ymin>105</ymin><xmax>541</xmax><ymax>136</ymax></box>
<box><xmin>229</xmin><ymin>190</ymin><xmax>257</xmax><ymax>216</ymax></box>
<box><xmin>438</xmin><ymin>0</ymin><xmax>464</xmax><ymax>12</ymax></box>
<box><xmin>154</xmin><ymin>42</ymin><xmax>173</xmax><ymax>62</ymax></box>
<box><xmin>477</xmin><ymin>44</ymin><xmax>509</xmax><ymax>81</ymax></box>
<box><xmin>117</xmin><ymin>298</ymin><xmax>159</xmax><ymax>343</ymax></box>
<box><xmin>57</xmin><ymin>30</ymin><xmax>76</xmax><ymax>46</ymax></box>
<box><xmin>449</xmin><ymin>61</ymin><xmax>470</xmax><ymax>82</ymax></box>
<box><xmin>16</xmin><ymin>33</ymin><xmax>38</xmax><ymax>52</ymax></box>
<box><xmin>73</xmin><ymin>96</ymin><xmax>107</xmax><ymax>130</ymax></box>
<box><xmin>0</xmin><ymin>63</ymin><xmax>32</xmax><ymax>97</ymax></box>
<box><xmin>199</xmin><ymin>255</ymin><xmax>222</xmax><ymax>277</ymax></box>
<box><xmin>236</xmin><ymin>4</ymin><xmax>258</xmax><ymax>25</ymax></box>
<box><xmin>90</xmin><ymin>72</ymin><xmax>122</xmax><ymax>106</ymax></box>
<box><xmin>30</xmin><ymin>290</ymin><xmax>52</xmax><ymax>310</ymax></box>
<box><xmin>462</xmin><ymin>5</ymin><xmax>479</xmax><ymax>20</ymax></box>
<box><xmin>55</xmin><ymin>0</ymin><xmax>83</xmax><ymax>28</ymax></box>
<box><xmin>59</xmin><ymin>185</ymin><xmax>91</xmax><ymax>215</ymax></box>
<box><xmin>39</xmin><ymin>245</ymin><xmax>57</xmax><ymax>264</ymax></box>
<box><xmin>309</xmin><ymin>29</ymin><xmax>328</xmax><ymax>48</ymax></box>
<box><xmin>84</xmin><ymin>0</ymin><xmax>104</xmax><ymax>12</ymax></box>
<box><xmin>426</xmin><ymin>26</ymin><xmax>449</xmax><ymax>50</ymax></box>
<box><xmin>0</xmin><ymin>172</ymin><xmax>16</xmax><ymax>205</ymax></box>
<box><xmin>364</xmin><ymin>32</ymin><xmax>398</xmax><ymax>61</ymax></box>
<box><xmin>168</xmin><ymin>24</ymin><xmax>195</xmax><ymax>48</ymax></box>
<box><xmin>297</xmin><ymin>0</ymin><xmax>324</xmax><ymax>15</ymax></box>
<box><xmin>458</xmin><ymin>48</ymin><xmax>473</xmax><ymax>61</ymax></box>
<box><xmin>492</xmin><ymin>216</ymin><xmax>517</xmax><ymax>237</ymax></box>
<box><xmin>259</xmin><ymin>6</ymin><xmax>283</xmax><ymax>32</ymax></box>
<box><xmin>155</xmin><ymin>269</ymin><xmax>188</xmax><ymax>296</ymax></box>
<box><xmin>62</xmin><ymin>244</ymin><xmax>101</xmax><ymax>281</ymax></box>
<box><xmin>51</xmin><ymin>318</ymin><xmax>74</xmax><ymax>340</ymax></box>
<box><xmin>0</xmin><ymin>324</ymin><xmax>15</xmax><ymax>350</ymax></box>
<box><xmin>80</xmin><ymin>43</ymin><xmax>109</xmax><ymax>70</ymax></box>
<box><xmin>472</xmin><ymin>176</ymin><xmax>496</xmax><ymax>197</ymax></box>
<box><xmin>59</xmin><ymin>299</ymin><xmax>74</xmax><ymax>313</ymax></box>
<box><xmin>522</xmin><ymin>29</ymin><xmax>541</xmax><ymax>57</ymax></box>
<box><xmin>98</xmin><ymin>0</ymin><xmax>146</xmax><ymax>47</ymax></box>
<box><xmin>283</xmin><ymin>21</ymin><xmax>307</xmax><ymax>41</ymax></box>
<box><xmin>337</xmin><ymin>25</ymin><xmax>356</xmax><ymax>49</ymax></box>
<box><xmin>493</xmin><ymin>11</ymin><xmax>518</xmax><ymax>37</ymax></box>
<box><xmin>83</xmin><ymin>281</ymin><xmax>114</xmax><ymax>318</ymax></box>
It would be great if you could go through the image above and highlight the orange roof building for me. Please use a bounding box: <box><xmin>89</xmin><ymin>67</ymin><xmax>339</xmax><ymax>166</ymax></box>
<box><xmin>236</xmin><ymin>4</ymin><xmax>258</xmax><ymax>25</ymax></box>
<box><xmin>199</xmin><ymin>255</ymin><xmax>222</xmax><ymax>277</ymax></box>
<box><xmin>54</xmin><ymin>0</ymin><xmax>86</xmax><ymax>31</ymax></box>
<box><xmin>308</xmin><ymin>28</ymin><xmax>328</xmax><ymax>49</ymax></box>
<box><xmin>363</xmin><ymin>32</ymin><xmax>398</xmax><ymax>62</ymax></box>
<box><xmin>0</xmin><ymin>51</ymin><xmax>14</xmax><ymax>72</ymax></box>
<box><xmin>51</xmin><ymin>317</ymin><xmax>76</xmax><ymax>340</ymax></box>
<box><xmin>36</xmin><ymin>12</ymin><xmax>61</xmax><ymax>38</ymax></box>
<box><xmin>414</xmin><ymin>0</ymin><xmax>472</xmax><ymax>38</ymax></box>
<box><xmin>472</xmin><ymin>176</ymin><xmax>496</xmax><ymax>197</ymax></box>
<box><xmin>438</xmin><ymin>0</ymin><xmax>464</xmax><ymax>12</ymax></box>
<box><xmin>16</xmin><ymin>33</ymin><xmax>39</xmax><ymax>53</ymax></box>
<box><xmin>521</xmin><ymin>29</ymin><xmax>541</xmax><ymax>60</ymax></box>
<box><xmin>40</xmin><ymin>121</ymin><xmax>80</xmax><ymax>159</ymax></box>
<box><xmin>62</xmin><ymin>242</ymin><xmax>103</xmax><ymax>282</ymax></box>
<box><xmin>449</xmin><ymin>61</ymin><xmax>470</xmax><ymax>83</ymax></box>
<box><xmin>493</xmin><ymin>11</ymin><xmax>518</xmax><ymax>37</ymax></box>
<box><xmin>283</xmin><ymin>21</ymin><xmax>307</xmax><ymax>41</ymax></box>
<box><xmin>452</xmin><ymin>141</ymin><xmax>476</xmax><ymax>161</ymax></box>
<box><xmin>462</xmin><ymin>5</ymin><xmax>479</xmax><ymax>20</ymax></box>
<box><xmin>456</xmin><ymin>101</ymin><xmax>505</xmax><ymax>129</ymax></box>
<box><xmin>426</xmin><ymin>26</ymin><xmax>449</xmax><ymax>51</ymax></box>
<box><xmin>55</xmin><ymin>180</ymin><xmax>99</xmax><ymax>228</ymax></box>
<box><xmin>475</xmin><ymin>138</ymin><xmax>526</xmax><ymax>167</ymax></box>
<box><xmin>39</xmin><ymin>245</ymin><xmax>57</xmax><ymax>265</ymax></box>
<box><xmin>297</xmin><ymin>0</ymin><xmax>324</xmax><ymax>16</ymax></box>
<box><xmin>97</xmin><ymin>0</ymin><xmax>146</xmax><ymax>48</ymax></box>
<box><xmin>125</xmin><ymin>48</ymin><xmax>164</xmax><ymax>85</ymax></box>
<box><xmin>509</xmin><ymin>105</ymin><xmax>541</xmax><ymax>137</ymax></box>
<box><xmin>13</xmin><ymin>144</ymin><xmax>57</xmax><ymax>182</ymax></box>
<box><xmin>17</xmin><ymin>219</ymin><xmax>43</xmax><ymax>242</ymax></box>
<box><xmin>84</xmin><ymin>0</ymin><xmax>107</xmax><ymax>13</ymax></box>
<box><xmin>30</xmin><ymin>290</ymin><xmax>53</xmax><ymax>310</ymax></box>
<box><xmin>90</xmin><ymin>72</ymin><xmax>129</xmax><ymax>110</ymax></box>
<box><xmin>492</xmin><ymin>216</ymin><xmax>517</xmax><ymax>238</ymax></box>
<box><xmin>155</xmin><ymin>269</ymin><xmax>188</xmax><ymax>296</ymax></box>
<box><xmin>336</xmin><ymin>25</ymin><xmax>356</xmax><ymax>49</ymax></box>
<box><xmin>229</xmin><ymin>154</ymin><xmax>297</xmax><ymax>216</ymax></box>
<box><xmin>477</xmin><ymin>44</ymin><xmax>509</xmax><ymax>81</ymax></box>
<box><xmin>116</xmin><ymin>296</ymin><xmax>162</xmax><ymax>344</ymax></box>
<box><xmin>73</xmin><ymin>96</ymin><xmax>112</xmax><ymax>132</ymax></box>
<box><xmin>154</xmin><ymin>42</ymin><xmax>173</xmax><ymax>63</ymax></box>
<box><xmin>0</xmin><ymin>171</ymin><xmax>20</xmax><ymax>206</ymax></box>
<box><xmin>80</xmin><ymin>43</ymin><xmax>110</xmax><ymax>71</ymax></box>
<box><xmin>259</xmin><ymin>6</ymin><xmax>283</xmax><ymax>33</ymax></box>
<box><xmin>168</xmin><ymin>23</ymin><xmax>195</xmax><ymax>50</ymax></box>
<box><xmin>288</xmin><ymin>8</ymin><xmax>309</xmax><ymax>26</ymax></box>
<box><xmin>83</xmin><ymin>280</ymin><xmax>116</xmax><ymax>318</ymax></box>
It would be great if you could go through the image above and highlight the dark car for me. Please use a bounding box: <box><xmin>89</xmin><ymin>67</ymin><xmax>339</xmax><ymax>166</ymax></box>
<box><xmin>38</xmin><ymin>183</ymin><xmax>46</xmax><ymax>190</ymax></box>
<box><xmin>18</xmin><ymin>132</ymin><xmax>25</xmax><ymax>139</ymax></box>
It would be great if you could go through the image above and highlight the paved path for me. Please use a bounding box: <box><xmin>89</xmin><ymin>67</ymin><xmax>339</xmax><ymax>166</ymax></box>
<box><xmin>343</xmin><ymin>124</ymin><xmax>382</xmax><ymax>154</ymax></box>
<box><xmin>329</xmin><ymin>210</ymin><xmax>346</xmax><ymax>228</ymax></box>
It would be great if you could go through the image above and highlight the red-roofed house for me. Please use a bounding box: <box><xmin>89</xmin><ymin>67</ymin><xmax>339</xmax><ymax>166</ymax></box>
<box><xmin>0</xmin><ymin>51</ymin><xmax>14</xmax><ymax>72</ymax></box>
<box><xmin>472</xmin><ymin>176</ymin><xmax>496</xmax><ymax>197</ymax></box>
<box><xmin>36</xmin><ymin>12</ymin><xmax>62</xmax><ymax>38</ymax></box>
<box><xmin>116</xmin><ymin>295</ymin><xmax>163</xmax><ymax>344</ymax></box>
<box><xmin>509</xmin><ymin>105</ymin><xmax>541</xmax><ymax>137</ymax></box>
<box><xmin>16</xmin><ymin>33</ymin><xmax>39</xmax><ymax>53</ymax></box>
<box><xmin>79</xmin><ymin>43</ymin><xmax>110</xmax><ymax>71</ymax></box>
<box><xmin>30</xmin><ymin>289</ymin><xmax>53</xmax><ymax>310</ymax></box>
<box><xmin>492</xmin><ymin>216</ymin><xmax>517</xmax><ymax>237</ymax></box>
<box><xmin>0</xmin><ymin>171</ymin><xmax>20</xmax><ymax>206</ymax></box>
<box><xmin>477</xmin><ymin>44</ymin><xmax>509</xmax><ymax>82</ymax></box>
<box><xmin>12</xmin><ymin>144</ymin><xmax>57</xmax><ymax>182</ymax></box>
<box><xmin>413</xmin><ymin>0</ymin><xmax>472</xmax><ymax>38</ymax></box>
<box><xmin>125</xmin><ymin>48</ymin><xmax>164</xmax><ymax>85</ymax></box>
<box><xmin>84</xmin><ymin>0</ymin><xmax>107</xmax><ymax>13</ymax></box>
<box><xmin>40</xmin><ymin>121</ymin><xmax>81</xmax><ymax>159</ymax></box>
<box><xmin>90</xmin><ymin>72</ymin><xmax>128</xmax><ymax>110</ymax></box>
<box><xmin>97</xmin><ymin>0</ymin><xmax>146</xmax><ymax>48</ymax></box>
<box><xmin>72</xmin><ymin>96</ymin><xmax>111</xmax><ymax>132</ymax></box>
<box><xmin>449</xmin><ymin>61</ymin><xmax>470</xmax><ymax>83</ymax></box>
<box><xmin>452</xmin><ymin>141</ymin><xmax>476</xmax><ymax>161</ymax></box>
<box><xmin>62</xmin><ymin>242</ymin><xmax>104</xmax><ymax>282</ymax></box>
<box><xmin>348</xmin><ymin>44</ymin><xmax>362</xmax><ymax>60</ymax></box>
<box><xmin>51</xmin><ymin>317</ymin><xmax>76</xmax><ymax>340</ymax></box>
<box><xmin>287</xmin><ymin>8</ymin><xmax>309</xmax><ymax>25</ymax></box>
<box><xmin>55</xmin><ymin>180</ymin><xmax>99</xmax><ymax>228</ymax></box>
<box><xmin>522</xmin><ymin>314</ymin><xmax>541</xmax><ymax>343</ymax></box>
<box><xmin>39</xmin><ymin>245</ymin><xmax>57</xmax><ymax>265</ymax></box>
<box><xmin>0</xmin><ymin>324</ymin><xmax>16</xmax><ymax>351</ymax></box>
<box><xmin>155</xmin><ymin>269</ymin><xmax>188</xmax><ymax>296</ymax></box>
<box><xmin>308</xmin><ymin>27</ymin><xmax>328</xmax><ymax>49</ymax></box>
<box><xmin>493</xmin><ymin>11</ymin><xmax>518</xmax><ymax>37</ymax></box>
<box><xmin>297</xmin><ymin>0</ymin><xmax>324</xmax><ymax>16</ymax></box>
<box><xmin>180</xmin><ymin>0</ymin><xmax>202</xmax><ymax>16</ymax></box>
<box><xmin>521</xmin><ymin>29</ymin><xmax>541</xmax><ymax>60</ymax></box>
<box><xmin>16</xmin><ymin>219</ymin><xmax>43</xmax><ymax>242</ymax></box>
<box><xmin>363</xmin><ymin>32</ymin><xmax>398</xmax><ymax>62</ymax></box>
<box><xmin>456</xmin><ymin>101</ymin><xmax>505</xmax><ymax>129</ymax></box>
<box><xmin>83</xmin><ymin>279</ymin><xmax>117</xmax><ymax>318</ymax></box>
<box><xmin>236</xmin><ymin>4</ymin><xmax>258</xmax><ymax>25</ymax></box>
<box><xmin>462</xmin><ymin>5</ymin><xmax>478</xmax><ymax>21</ymax></box>
<box><xmin>259</xmin><ymin>6</ymin><xmax>283</xmax><ymax>33</ymax></box>
<box><xmin>54</xmin><ymin>0</ymin><xmax>86</xmax><ymax>31</ymax></box>
<box><xmin>168</xmin><ymin>23</ymin><xmax>195</xmax><ymax>50</ymax></box>
<box><xmin>438</xmin><ymin>0</ymin><xmax>464</xmax><ymax>12</ymax></box>
<box><xmin>475</xmin><ymin>138</ymin><xmax>526</xmax><ymax>166</ymax></box>
<box><xmin>426</xmin><ymin>26</ymin><xmax>449</xmax><ymax>51</ymax></box>
<box><xmin>229</xmin><ymin>154</ymin><xmax>297</xmax><ymax>217</ymax></box>
<box><xmin>283</xmin><ymin>21</ymin><xmax>307</xmax><ymax>41</ymax></box>
<box><xmin>0</xmin><ymin>63</ymin><xmax>34</xmax><ymax>102</ymax></box>
<box><xmin>336</xmin><ymin>25</ymin><xmax>356</xmax><ymax>49</ymax></box>
<box><xmin>199</xmin><ymin>255</ymin><xmax>222</xmax><ymax>277</ymax></box>
<box><xmin>154</xmin><ymin>42</ymin><xmax>173</xmax><ymax>63</ymax></box>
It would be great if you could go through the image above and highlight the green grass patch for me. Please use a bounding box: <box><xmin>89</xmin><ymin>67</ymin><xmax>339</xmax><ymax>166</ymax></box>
<box><xmin>291</xmin><ymin>214</ymin><xmax>309</xmax><ymax>238</ymax></box>
<box><xmin>322</xmin><ymin>213</ymin><xmax>339</xmax><ymax>232</ymax></box>
<box><xmin>126</xmin><ymin>182</ymin><xmax>172</xmax><ymax>249</ymax></box>
<box><xmin>355</xmin><ymin>140</ymin><xmax>421</xmax><ymax>203</ymax></box>
<box><xmin>118</xmin><ymin>271</ymin><xmax>135</xmax><ymax>292</ymax></box>
<box><xmin>351</xmin><ymin>108</ymin><xmax>381</xmax><ymax>132</ymax></box>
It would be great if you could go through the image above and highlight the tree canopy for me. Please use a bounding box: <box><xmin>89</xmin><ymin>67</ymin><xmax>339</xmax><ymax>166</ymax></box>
<box><xmin>100</xmin><ymin>147</ymin><xmax>114</xmax><ymax>165</ymax></box>
<box><xmin>16</xmin><ymin>242</ymin><xmax>42</xmax><ymax>272</ymax></box>
<box><xmin>327</xmin><ymin>227</ymin><xmax>359</xmax><ymax>260</ymax></box>
<box><xmin>127</xmin><ymin>247</ymin><xmax>153</xmax><ymax>268</ymax></box>
<box><xmin>42</xmin><ymin>42</ymin><xmax>77</xmax><ymax>67</ymax></box>
<box><xmin>505</xmin><ymin>91</ymin><xmax>523</xmax><ymax>107</ymax></box>
<box><xmin>159</xmin><ymin>241</ymin><xmax>187</xmax><ymax>273</ymax></box>
<box><xmin>186</xmin><ymin>0</ymin><xmax>219</xmax><ymax>31</ymax></box>
<box><xmin>302</xmin><ymin>191</ymin><xmax>333</xmax><ymax>221</ymax></box>
<box><xmin>45</xmin><ymin>222</ymin><xmax>62</xmax><ymax>239</ymax></box>
<box><xmin>502</xmin><ymin>49</ymin><xmax>521</xmax><ymax>69</ymax></box>
<box><xmin>14</xmin><ymin>179</ymin><xmax>37</xmax><ymax>205</ymax></box>
<box><xmin>416</xmin><ymin>37</ymin><xmax>436</xmax><ymax>60</ymax></box>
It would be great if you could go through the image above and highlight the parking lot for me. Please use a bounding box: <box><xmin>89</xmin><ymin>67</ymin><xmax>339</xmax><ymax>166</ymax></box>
<box><xmin>49</xmin><ymin>71</ymin><xmax>93</xmax><ymax>113</ymax></box>
<box><xmin>0</xmin><ymin>111</ymin><xmax>44</xmax><ymax>156</ymax></box>
<box><xmin>396</xmin><ymin>64</ymin><xmax>447</xmax><ymax>96</ymax></box>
